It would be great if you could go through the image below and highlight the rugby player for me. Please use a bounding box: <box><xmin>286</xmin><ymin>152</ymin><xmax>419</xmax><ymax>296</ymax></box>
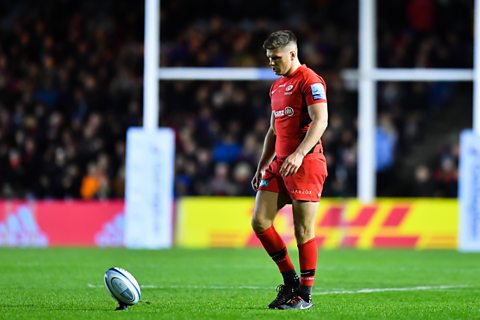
<box><xmin>251</xmin><ymin>30</ymin><xmax>328</xmax><ymax>310</ymax></box>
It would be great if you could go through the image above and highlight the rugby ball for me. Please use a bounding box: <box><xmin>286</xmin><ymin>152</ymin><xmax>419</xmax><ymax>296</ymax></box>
<box><xmin>104</xmin><ymin>267</ymin><xmax>141</xmax><ymax>305</ymax></box>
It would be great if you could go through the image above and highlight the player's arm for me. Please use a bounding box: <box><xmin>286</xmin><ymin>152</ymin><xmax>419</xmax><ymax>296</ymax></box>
<box><xmin>279</xmin><ymin>102</ymin><xmax>328</xmax><ymax>177</ymax></box>
<box><xmin>251</xmin><ymin>112</ymin><xmax>276</xmax><ymax>191</ymax></box>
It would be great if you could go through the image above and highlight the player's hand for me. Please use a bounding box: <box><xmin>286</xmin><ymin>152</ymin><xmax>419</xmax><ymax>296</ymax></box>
<box><xmin>280</xmin><ymin>152</ymin><xmax>304</xmax><ymax>176</ymax></box>
<box><xmin>251</xmin><ymin>169</ymin><xmax>264</xmax><ymax>191</ymax></box>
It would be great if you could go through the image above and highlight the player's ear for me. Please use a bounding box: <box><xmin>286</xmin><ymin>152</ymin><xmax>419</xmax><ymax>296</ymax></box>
<box><xmin>290</xmin><ymin>50</ymin><xmax>296</xmax><ymax>61</ymax></box>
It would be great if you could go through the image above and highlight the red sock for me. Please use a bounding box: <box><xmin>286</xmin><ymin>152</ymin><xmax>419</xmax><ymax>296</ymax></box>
<box><xmin>256</xmin><ymin>226</ymin><xmax>295</xmax><ymax>273</ymax></box>
<box><xmin>298</xmin><ymin>238</ymin><xmax>317</xmax><ymax>287</ymax></box>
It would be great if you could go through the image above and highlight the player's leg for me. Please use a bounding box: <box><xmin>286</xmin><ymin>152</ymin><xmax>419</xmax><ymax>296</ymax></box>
<box><xmin>278</xmin><ymin>150</ymin><xmax>326</xmax><ymax>309</ymax></box>
<box><xmin>252</xmin><ymin>189</ymin><xmax>299</xmax><ymax>308</ymax></box>
<box><xmin>252</xmin><ymin>190</ymin><xmax>294</xmax><ymax>276</ymax></box>
<box><xmin>278</xmin><ymin>200</ymin><xmax>319</xmax><ymax>310</ymax></box>
<box><xmin>251</xmin><ymin>189</ymin><xmax>289</xmax><ymax>233</ymax></box>
<box><xmin>294</xmin><ymin>200</ymin><xmax>319</xmax><ymax>299</ymax></box>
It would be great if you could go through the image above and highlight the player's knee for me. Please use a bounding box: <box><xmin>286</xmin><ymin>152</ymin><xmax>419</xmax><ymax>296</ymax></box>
<box><xmin>251</xmin><ymin>216</ymin><xmax>271</xmax><ymax>233</ymax></box>
<box><xmin>294</xmin><ymin>224</ymin><xmax>314</xmax><ymax>243</ymax></box>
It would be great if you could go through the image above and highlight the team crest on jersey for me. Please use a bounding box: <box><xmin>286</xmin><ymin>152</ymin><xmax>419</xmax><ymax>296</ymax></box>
<box><xmin>284</xmin><ymin>84</ymin><xmax>294</xmax><ymax>95</ymax></box>
<box><xmin>311</xmin><ymin>83</ymin><xmax>326</xmax><ymax>100</ymax></box>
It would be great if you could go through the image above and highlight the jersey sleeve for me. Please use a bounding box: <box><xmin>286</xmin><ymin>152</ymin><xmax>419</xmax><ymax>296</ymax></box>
<box><xmin>301</xmin><ymin>70</ymin><xmax>327</xmax><ymax>106</ymax></box>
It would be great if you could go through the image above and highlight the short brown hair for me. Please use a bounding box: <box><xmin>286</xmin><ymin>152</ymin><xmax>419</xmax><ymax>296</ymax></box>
<box><xmin>263</xmin><ymin>30</ymin><xmax>297</xmax><ymax>50</ymax></box>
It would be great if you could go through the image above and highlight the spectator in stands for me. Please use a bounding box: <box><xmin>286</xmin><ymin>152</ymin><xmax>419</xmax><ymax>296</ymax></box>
<box><xmin>412</xmin><ymin>165</ymin><xmax>435</xmax><ymax>197</ymax></box>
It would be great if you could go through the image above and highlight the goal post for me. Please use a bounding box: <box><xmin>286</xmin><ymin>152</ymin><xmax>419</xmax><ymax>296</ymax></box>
<box><xmin>127</xmin><ymin>0</ymin><xmax>480</xmax><ymax>250</ymax></box>
<box><xmin>154</xmin><ymin>0</ymin><xmax>480</xmax><ymax>204</ymax></box>
<box><xmin>124</xmin><ymin>0</ymin><xmax>175</xmax><ymax>249</ymax></box>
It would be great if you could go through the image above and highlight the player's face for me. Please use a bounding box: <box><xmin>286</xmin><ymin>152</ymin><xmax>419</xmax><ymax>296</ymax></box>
<box><xmin>266</xmin><ymin>47</ymin><xmax>293</xmax><ymax>76</ymax></box>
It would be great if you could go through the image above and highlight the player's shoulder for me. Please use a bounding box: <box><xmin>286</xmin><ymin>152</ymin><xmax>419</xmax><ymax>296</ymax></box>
<box><xmin>300</xmin><ymin>65</ymin><xmax>325</xmax><ymax>82</ymax></box>
<box><xmin>298</xmin><ymin>65</ymin><xmax>326</xmax><ymax>91</ymax></box>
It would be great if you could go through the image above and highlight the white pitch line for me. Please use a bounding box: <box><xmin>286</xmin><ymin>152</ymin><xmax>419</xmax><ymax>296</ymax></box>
<box><xmin>314</xmin><ymin>285</ymin><xmax>470</xmax><ymax>295</ymax></box>
<box><xmin>87</xmin><ymin>283</ymin><xmax>469</xmax><ymax>294</ymax></box>
<box><xmin>88</xmin><ymin>284</ymin><xmax>259</xmax><ymax>290</ymax></box>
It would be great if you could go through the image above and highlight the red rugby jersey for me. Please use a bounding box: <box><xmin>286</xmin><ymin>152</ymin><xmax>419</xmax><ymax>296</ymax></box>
<box><xmin>270</xmin><ymin>64</ymin><xmax>327</xmax><ymax>159</ymax></box>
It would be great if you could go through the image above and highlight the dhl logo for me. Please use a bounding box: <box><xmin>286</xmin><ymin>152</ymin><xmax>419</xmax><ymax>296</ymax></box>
<box><xmin>178</xmin><ymin>198</ymin><xmax>458</xmax><ymax>249</ymax></box>
<box><xmin>242</xmin><ymin>202</ymin><xmax>456</xmax><ymax>249</ymax></box>
<box><xmin>315</xmin><ymin>204</ymin><xmax>419</xmax><ymax>248</ymax></box>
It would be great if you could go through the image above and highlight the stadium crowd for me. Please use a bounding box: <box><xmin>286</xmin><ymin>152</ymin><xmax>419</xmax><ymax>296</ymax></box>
<box><xmin>0</xmin><ymin>0</ymin><xmax>472</xmax><ymax>199</ymax></box>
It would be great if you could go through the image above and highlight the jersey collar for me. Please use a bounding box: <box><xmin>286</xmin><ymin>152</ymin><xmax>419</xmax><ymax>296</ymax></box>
<box><xmin>285</xmin><ymin>64</ymin><xmax>306</xmax><ymax>78</ymax></box>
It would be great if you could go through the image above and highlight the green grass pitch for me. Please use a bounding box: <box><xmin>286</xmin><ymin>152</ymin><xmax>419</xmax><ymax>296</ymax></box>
<box><xmin>0</xmin><ymin>248</ymin><xmax>479</xmax><ymax>319</ymax></box>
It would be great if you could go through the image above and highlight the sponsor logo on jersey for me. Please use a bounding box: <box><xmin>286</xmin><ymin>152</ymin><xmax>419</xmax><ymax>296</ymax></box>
<box><xmin>285</xmin><ymin>84</ymin><xmax>294</xmax><ymax>91</ymax></box>
<box><xmin>284</xmin><ymin>107</ymin><xmax>294</xmax><ymax>116</ymax></box>
<box><xmin>273</xmin><ymin>106</ymin><xmax>295</xmax><ymax>118</ymax></box>
<box><xmin>311</xmin><ymin>83</ymin><xmax>326</xmax><ymax>100</ymax></box>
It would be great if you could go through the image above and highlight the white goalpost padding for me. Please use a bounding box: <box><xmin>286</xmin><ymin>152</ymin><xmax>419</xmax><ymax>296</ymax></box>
<box><xmin>460</xmin><ymin>0</ymin><xmax>480</xmax><ymax>252</ymax></box>
<box><xmin>459</xmin><ymin>130</ymin><xmax>480</xmax><ymax>252</ymax></box>
<box><xmin>124</xmin><ymin>128</ymin><xmax>175</xmax><ymax>249</ymax></box>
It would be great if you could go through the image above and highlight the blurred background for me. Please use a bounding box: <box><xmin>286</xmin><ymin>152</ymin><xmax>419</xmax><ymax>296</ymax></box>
<box><xmin>0</xmin><ymin>0</ymin><xmax>475</xmax><ymax>249</ymax></box>
<box><xmin>0</xmin><ymin>0</ymin><xmax>474</xmax><ymax>200</ymax></box>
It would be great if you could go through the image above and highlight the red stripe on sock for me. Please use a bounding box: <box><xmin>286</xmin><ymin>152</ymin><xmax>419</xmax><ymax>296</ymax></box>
<box><xmin>256</xmin><ymin>226</ymin><xmax>295</xmax><ymax>273</ymax></box>
<box><xmin>298</xmin><ymin>238</ymin><xmax>318</xmax><ymax>287</ymax></box>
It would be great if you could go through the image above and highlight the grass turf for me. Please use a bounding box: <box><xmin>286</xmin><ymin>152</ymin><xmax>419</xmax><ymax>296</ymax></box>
<box><xmin>0</xmin><ymin>248</ymin><xmax>479</xmax><ymax>319</ymax></box>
